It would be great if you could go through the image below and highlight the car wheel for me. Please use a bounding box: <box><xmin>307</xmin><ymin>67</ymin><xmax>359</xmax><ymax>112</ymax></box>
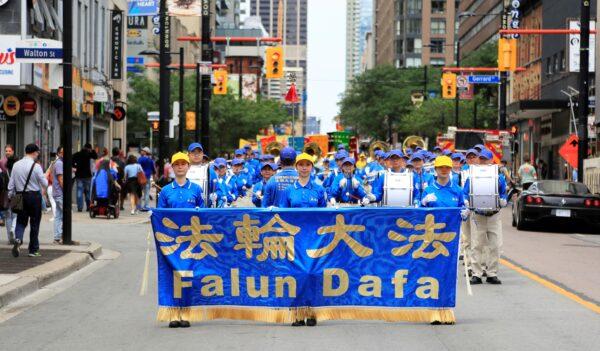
<box><xmin>516</xmin><ymin>208</ymin><xmax>528</xmax><ymax>230</ymax></box>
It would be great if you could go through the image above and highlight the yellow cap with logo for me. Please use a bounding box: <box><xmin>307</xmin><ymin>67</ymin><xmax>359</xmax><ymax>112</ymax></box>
<box><xmin>295</xmin><ymin>152</ymin><xmax>315</xmax><ymax>166</ymax></box>
<box><xmin>171</xmin><ymin>152</ymin><xmax>190</xmax><ymax>165</ymax></box>
<box><xmin>434</xmin><ymin>155</ymin><xmax>452</xmax><ymax>168</ymax></box>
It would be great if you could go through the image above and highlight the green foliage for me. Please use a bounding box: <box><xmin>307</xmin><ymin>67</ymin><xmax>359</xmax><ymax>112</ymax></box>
<box><xmin>339</xmin><ymin>65</ymin><xmax>442</xmax><ymax>140</ymax></box>
<box><xmin>127</xmin><ymin>71</ymin><xmax>289</xmax><ymax>156</ymax></box>
<box><xmin>461</xmin><ymin>41</ymin><xmax>498</xmax><ymax>68</ymax></box>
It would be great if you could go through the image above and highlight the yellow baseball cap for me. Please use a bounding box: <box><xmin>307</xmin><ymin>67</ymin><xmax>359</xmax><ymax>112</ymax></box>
<box><xmin>434</xmin><ymin>155</ymin><xmax>452</xmax><ymax>168</ymax></box>
<box><xmin>171</xmin><ymin>152</ymin><xmax>190</xmax><ymax>165</ymax></box>
<box><xmin>295</xmin><ymin>152</ymin><xmax>315</xmax><ymax>166</ymax></box>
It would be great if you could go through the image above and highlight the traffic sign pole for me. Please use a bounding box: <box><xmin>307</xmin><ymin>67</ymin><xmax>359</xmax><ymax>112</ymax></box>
<box><xmin>577</xmin><ymin>0</ymin><xmax>590</xmax><ymax>182</ymax></box>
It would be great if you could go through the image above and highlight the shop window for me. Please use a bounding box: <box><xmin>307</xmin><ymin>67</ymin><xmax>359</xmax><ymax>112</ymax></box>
<box><xmin>431</xmin><ymin>0</ymin><xmax>445</xmax><ymax>14</ymax></box>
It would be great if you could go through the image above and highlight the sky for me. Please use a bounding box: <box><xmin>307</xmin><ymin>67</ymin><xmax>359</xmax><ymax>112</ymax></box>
<box><xmin>306</xmin><ymin>0</ymin><xmax>346</xmax><ymax>133</ymax></box>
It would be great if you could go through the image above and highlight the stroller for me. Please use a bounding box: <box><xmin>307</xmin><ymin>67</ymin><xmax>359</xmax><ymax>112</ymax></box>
<box><xmin>89</xmin><ymin>160</ymin><xmax>120</xmax><ymax>219</ymax></box>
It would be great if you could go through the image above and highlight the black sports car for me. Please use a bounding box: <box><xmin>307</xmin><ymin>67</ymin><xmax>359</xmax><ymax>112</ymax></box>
<box><xmin>512</xmin><ymin>180</ymin><xmax>600</xmax><ymax>230</ymax></box>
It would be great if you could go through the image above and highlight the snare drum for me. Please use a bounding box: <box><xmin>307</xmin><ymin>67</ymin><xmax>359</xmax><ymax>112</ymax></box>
<box><xmin>468</xmin><ymin>165</ymin><xmax>499</xmax><ymax>210</ymax></box>
<box><xmin>383</xmin><ymin>171</ymin><xmax>414</xmax><ymax>207</ymax></box>
<box><xmin>187</xmin><ymin>164</ymin><xmax>210</xmax><ymax>204</ymax></box>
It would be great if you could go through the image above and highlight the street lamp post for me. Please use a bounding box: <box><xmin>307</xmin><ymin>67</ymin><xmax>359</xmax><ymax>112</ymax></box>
<box><xmin>195</xmin><ymin>62</ymin><xmax>201</xmax><ymax>141</ymax></box>
<box><xmin>62</xmin><ymin>0</ymin><xmax>73</xmax><ymax>245</ymax></box>
<box><xmin>178</xmin><ymin>46</ymin><xmax>185</xmax><ymax>151</ymax></box>
<box><xmin>158</xmin><ymin>0</ymin><xmax>171</xmax><ymax>176</ymax></box>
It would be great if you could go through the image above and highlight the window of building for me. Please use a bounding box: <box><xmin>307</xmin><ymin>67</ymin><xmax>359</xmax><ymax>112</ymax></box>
<box><xmin>431</xmin><ymin>19</ymin><xmax>446</xmax><ymax>35</ymax></box>
<box><xmin>406</xmin><ymin>57</ymin><xmax>422</xmax><ymax>68</ymax></box>
<box><xmin>407</xmin><ymin>38</ymin><xmax>422</xmax><ymax>54</ymax></box>
<box><xmin>407</xmin><ymin>0</ymin><xmax>422</xmax><ymax>15</ymax></box>
<box><xmin>546</xmin><ymin>57</ymin><xmax>553</xmax><ymax>75</ymax></box>
<box><xmin>553</xmin><ymin>54</ymin><xmax>559</xmax><ymax>73</ymax></box>
<box><xmin>431</xmin><ymin>0</ymin><xmax>445</xmax><ymax>14</ymax></box>
<box><xmin>560</xmin><ymin>50</ymin><xmax>566</xmax><ymax>71</ymax></box>
<box><xmin>407</xmin><ymin>18</ymin><xmax>421</xmax><ymax>35</ymax></box>
<box><xmin>430</xmin><ymin>39</ymin><xmax>445</xmax><ymax>53</ymax></box>
<box><xmin>430</xmin><ymin>58</ymin><xmax>445</xmax><ymax>66</ymax></box>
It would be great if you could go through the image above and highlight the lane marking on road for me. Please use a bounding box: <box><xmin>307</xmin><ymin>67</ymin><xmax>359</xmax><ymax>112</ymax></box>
<box><xmin>500</xmin><ymin>258</ymin><xmax>600</xmax><ymax>315</ymax></box>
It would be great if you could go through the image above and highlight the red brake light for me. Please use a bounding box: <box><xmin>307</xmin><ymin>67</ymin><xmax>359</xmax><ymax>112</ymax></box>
<box><xmin>594</xmin><ymin>199</ymin><xmax>600</xmax><ymax>207</ymax></box>
<box><xmin>526</xmin><ymin>196</ymin><xmax>533</xmax><ymax>204</ymax></box>
<box><xmin>584</xmin><ymin>199</ymin><xmax>592</xmax><ymax>207</ymax></box>
<box><xmin>535</xmin><ymin>197</ymin><xmax>543</xmax><ymax>204</ymax></box>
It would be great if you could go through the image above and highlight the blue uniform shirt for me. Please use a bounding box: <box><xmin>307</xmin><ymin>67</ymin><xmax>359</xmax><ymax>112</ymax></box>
<box><xmin>329</xmin><ymin>173</ymin><xmax>367</xmax><ymax>203</ymax></box>
<box><xmin>252</xmin><ymin>180</ymin><xmax>267</xmax><ymax>207</ymax></box>
<box><xmin>413</xmin><ymin>170</ymin><xmax>434</xmax><ymax>205</ymax></box>
<box><xmin>211</xmin><ymin>175</ymin><xmax>236</xmax><ymax>207</ymax></box>
<box><xmin>158</xmin><ymin>179</ymin><xmax>204</xmax><ymax>208</ymax></box>
<box><xmin>279</xmin><ymin>180</ymin><xmax>327</xmax><ymax>208</ymax></box>
<box><xmin>261</xmin><ymin>168</ymin><xmax>299</xmax><ymax>207</ymax></box>
<box><xmin>422</xmin><ymin>179</ymin><xmax>465</xmax><ymax>208</ymax></box>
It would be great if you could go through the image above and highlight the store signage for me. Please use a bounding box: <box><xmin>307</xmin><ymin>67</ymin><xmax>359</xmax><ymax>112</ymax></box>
<box><xmin>127</xmin><ymin>15</ymin><xmax>148</xmax><ymax>28</ymax></box>
<box><xmin>127</xmin><ymin>0</ymin><xmax>158</xmax><ymax>16</ymax></box>
<box><xmin>568</xmin><ymin>20</ymin><xmax>596</xmax><ymax>73</ymax></box>
<box><xmin>509</xmin><ymin>0</ymin><xmax>521</xmax><ymax>38</ymax></box>
<box><xmin>111</xmin><ymin>10</ymin><xmax>124</xmax><ymax>80</ymax></box>
<box><xmin>3</xmin><ymin>95</ymin><xmax>20</xmax><ymax>117</ymax></box>
<box><xmin>0</xmin><ymin>35</ymin><xmax>21</xmax><ymax>86</ymax></box>
<box><xmin>94</xmin><ymin>86</ymin><xmax>109</xmax><ymax>102</ymax></box>
<box><xmin>22</xmin><ymin>98</ymin><xmax>37</xmax><ymax>114</ymax></box>
<box><xmin>15</xmin><ymin>39</ymin><xmax>63</xmax><ymax>63</ymax></box>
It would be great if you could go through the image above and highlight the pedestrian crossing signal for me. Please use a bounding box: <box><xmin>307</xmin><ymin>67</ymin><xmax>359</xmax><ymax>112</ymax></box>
<box><xmin>498</xmin><ymin>38</ymin><xmax>518</xmax><ymax>72</ymax></box>
<box><xmin>214</xmin><ymin>69</ymin><xmax>228</xmax><ymax>95</ymax></box>
<box><xmin>441</xmin><ymin>73</ymin><xmax>457</xmax><ymax>99</ymax></box>
<box><xmin>266</xmin><ymin>46</ymin><xmax>284</xmax><ymax>79</ymax></box>
<box><xmin>151</xmin><ymin>121</ymin><xmax>159</xmax><ymax>132</ymax></box>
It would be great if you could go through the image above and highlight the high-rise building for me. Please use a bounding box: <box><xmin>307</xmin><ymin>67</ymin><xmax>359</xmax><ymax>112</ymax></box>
<box><xmin>250</xmin><ymin>0</ymin><xmax>307</xmax><ymax>135</ymax></box>
<box><xmin>347</xmin><ymin>0</ymin><xmax>373</xmax><ymax>86</ymax></box>
<box><xmin>374</xmin><ymin>0</ymin><xmax>457</xmax><ymax>68</ymax></box>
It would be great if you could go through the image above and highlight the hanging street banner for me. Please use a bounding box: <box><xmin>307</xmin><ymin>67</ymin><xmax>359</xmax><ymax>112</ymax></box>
<box><xmin>0</xmin><ymin>35</ymin><xmax>21</xmax><ymax>86</ymax></box>
<box><xmin>127</xmin><ymin>0</ymin><xmax>159</xmax><ymax>16</ymax></box>
<box><xmin>467</xmin><ymin>75</ymin><xmax>500</xmax><ymax>84</ymax></box>
<box><xmin>111</xmin><ymin>10</ymin><xmax>124</xmax><ymax>80</ymax></box>
<box><xmin>15</xmin><ymin>39</ymin><xmax>63</xmax><ymax>63</ymax></box>
<box><xmin>568</xmin><ymin>20</ymin><xmax>596</xmax><ymax>73</ymax></box>
<box><xmin>168</xmin><ymin>0</ymin><xmax>201</xmax><ymax>16</ymax></box>
<box><xmin>151</xmin><ymin>207</ymin><xmax>461</xmax><ymax>324</ymax></box>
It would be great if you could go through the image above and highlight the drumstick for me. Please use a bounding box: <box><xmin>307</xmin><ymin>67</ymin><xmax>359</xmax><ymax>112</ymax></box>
<box><xmin>345</xmin><ymin>192</ymin><xmax>363</xmax><ymax>206</ymax></box>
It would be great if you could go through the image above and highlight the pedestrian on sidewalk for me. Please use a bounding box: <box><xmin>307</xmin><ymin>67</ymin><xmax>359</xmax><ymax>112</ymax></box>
<box><xmin>0</xmin><ymin>144</ymin><xmax>17</xmax><ymax>244</ymax></box>
<box><xmin>517</xmin><ymin>155</ymin><xmax>537</xmax><ymax>190</ymax></box>
<box><xmin>51</xmin><ymin>147</ymin><xmax>64</xmax><ymax>244</ymax></box>
<box><xmin>124</xmin><ymin>155</ymin><xmax>143</xmax><ymax>215</ymax></box>
<box><xmin>72</xmin><ymin>143</ymin><xmax>98</xmax><ymax>212</ymax></box>
<box><xmin>110</xmin><ymin>147</ymin><xmax>126</xmax><ymax>210</ymax></box>
<box><xmin>138</xmin><ymin>147</ymin><xmax>155</xmax><ymax>211</ymax></box>
<box><xmin>8</xmin><ymin>144</ymin><xmax>48</xmax><ymax>257</ymax></box>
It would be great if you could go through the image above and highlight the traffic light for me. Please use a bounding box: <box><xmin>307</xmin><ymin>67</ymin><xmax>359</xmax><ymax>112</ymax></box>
<box><xmin>265</xmin><ymin>46</ymin><xmax>284</xmax><ymax>79</ymax></box>
<box><xmin>441</xmin><ymin>72</ymin><xmax>457</xmax><ymax>99</ymax></box>
<box><xmin>151</xmin><ymin>121</ymin><xmax>159</xmax><ymax>132</ymax></box>
<box><xmin>185</xmin><ymin>111</ymin><xmax>196</xmax><ymax>131</ymax></box>
<box><xmin>498</xmin><ymin>38</ymin><xmax>518</xmax><ymax>72</ymax></box>
<box><xmin>213</xmin><ymin>69</ymin><xmax>228</xmax><ymax>95</ymax></box>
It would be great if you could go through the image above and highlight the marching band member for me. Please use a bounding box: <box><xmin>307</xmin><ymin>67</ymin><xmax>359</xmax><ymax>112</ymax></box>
<box><xmin>233</xmin><ymin>149</ymin><xmax>255</xmax><ymax>183</ymax></box>
<box><xmin>228</xmin><ymin>158</ymin><xmax>251</xmax><ymax>198</ymax></box>
<box><xmin>157</xmin><ymin>152</ymin><xmax>204</xmax><ymax>329</ymax></box>
<box><xmin>261</xmin><ymin>147</ymin><xmax>298</xmax><ymax>207</ymax></box>
<box><xmin>322</xmin><ymin>151</ymin><xmax>348</xmax><ymax>190</ymax></box>
<box><xmin>410</xmin><ymin>152</ymin><xmax>434</xmax><ymax>206</ymax></box>
<box><xmin>210</xmin><ymin>158</ymin><xmax>236</xmax><ymax>207</ymax></box>
<box><xmin>370</xmin><ymin>149</ymin><xmax>408</xmax><ymax>203</ymax></box>
<box><xmin>316</xmin><ymin>158</ymin><xmax>331</xmax><ymax>184</ymax></box>
<box><xmin>279</xmin><ymin>152</ymin><xmax>326</xmax><ymax>327</ymax></box>
<box><xmin>186</xmin><ymin>143</ymin><xmax>216</xmax><ymax>204</ymax></box>
<box><xmin>328</xmin><ymin>157</ymin><xmax>374</xmax><ymax>206</ymax></box>
<box><xmin>463</xmin><ymin>148</ymin><xmax>507</xmax><ymax>285</ymax></box>
<box><xmin>251</xmin><ymin>163</ymin><xmax>276</xmax><ymax>207</ymax></box>
<box><xmin>421</xmin><ymin>156</ymin><xmax>468</xmax><ymax>213</ymax></box>
<box><xmin>450</xmin><ymin>152</ymin><xmax>465</xmax><ymax>186</ymax></box>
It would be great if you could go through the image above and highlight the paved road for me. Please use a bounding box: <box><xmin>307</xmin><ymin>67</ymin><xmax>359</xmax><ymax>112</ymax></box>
<box><xmin>0</xmin><ymin>209</ymin><xmax>598</xmax><ymax>351</ymax></box>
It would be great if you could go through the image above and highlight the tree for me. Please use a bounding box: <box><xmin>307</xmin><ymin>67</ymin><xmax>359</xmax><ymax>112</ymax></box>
<box><xmin>338</xmin><ymin>65</ymin><xmax>442</xmax><ymax>141</ymax></box>
<box><xmin>127</xmin><ymin>71</ymin><xmax>289</xmax><ymax>156</ymax></box>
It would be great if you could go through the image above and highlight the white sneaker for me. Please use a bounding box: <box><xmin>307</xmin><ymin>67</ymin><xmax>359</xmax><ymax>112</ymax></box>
<box><xmin>131</xmin><ymin>210</ymin><xmax>135</xmax><ymax>215</ymax></box>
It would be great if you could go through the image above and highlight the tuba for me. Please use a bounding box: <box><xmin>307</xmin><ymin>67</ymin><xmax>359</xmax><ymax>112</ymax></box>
<box><xmin>369</xmin><ymin>141</ymin><xmax>390</xmax><ymax>160</ymax></box>
<box><xmin>303</xmin><ymin>142</ymin><xmax>323</xmax><ymax>162</ymax></box>
<box><xmin>264</xmin><ymin>141</ymin><xmax>284</xmax><ymax>157</ymax></box>
<box><xmin>402</xmin><ymin>136</ymin><xmax>425</xmax><ymax>152</ymax></box>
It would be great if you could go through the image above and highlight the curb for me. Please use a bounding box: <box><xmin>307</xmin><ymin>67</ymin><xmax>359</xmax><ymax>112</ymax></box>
<box><xmin>0</xmin><ymin>242</ymin><xmax>101</xmax><ymax>309</ymax></box>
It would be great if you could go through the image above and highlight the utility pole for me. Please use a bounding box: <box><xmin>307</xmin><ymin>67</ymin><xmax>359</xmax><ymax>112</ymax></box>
<box><xmin>200</xmin><ymin>0</ymin><xmax>212</xmax><ymax>156</ymax></box>
<box><xmin>195</xmin><ymin>62</ymin><xmax>200</xmax><ymax>141</ymax></box>
<box><xmin>239</xmin><ymin>58</ymin><xmax>243</xmax><ymax>100</ymax></box>
<box><xmin>577</xmin><ymin>0</ymin><xmax>590</xmax><ymax>182</ymax></box>
<box><xmin>178</xmin><ymin>46</ymin><xmax>185</xmax><ymax>151</ymax></box>
<box><xmin>499</xmin><ymin>4</ymin><xmax>508</xmax><ymax>130</ymax></box>
<box><xmin>423</xmin><ymin>65</ymin><xmax>428</xmax><ymax>100</ymax></box>
<box><xmin>62</xmin><ymin>0</ymin><xmax>73</xmax><ymax>245</ymax></box>
<box><xmin>159</xmin><ymin>0</ymin><xmax>171</xmax><ymax>173</ymax></box>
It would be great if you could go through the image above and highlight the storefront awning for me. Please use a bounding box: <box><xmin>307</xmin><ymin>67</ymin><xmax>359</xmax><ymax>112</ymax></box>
<box><xmin>507</xmin><ymin>99</ymin><xmax>569</xmax><ymax>121</ymax></box>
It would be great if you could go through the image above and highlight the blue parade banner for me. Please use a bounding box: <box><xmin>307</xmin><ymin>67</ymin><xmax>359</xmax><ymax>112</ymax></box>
<box><xmin>151</xmin><ymin>207</ymin><xmax>461</xmax><ymax>324</ymax></box>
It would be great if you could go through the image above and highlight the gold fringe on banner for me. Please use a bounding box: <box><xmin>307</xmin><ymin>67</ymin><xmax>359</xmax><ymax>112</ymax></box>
<box><xmin>157</xmin><ymin>306</ymin><xmax>455</xmax><ymax>324</ymax></box>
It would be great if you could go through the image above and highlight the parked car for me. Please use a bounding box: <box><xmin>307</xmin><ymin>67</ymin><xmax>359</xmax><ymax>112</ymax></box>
<box><xmin>512</xmin><ymin>180</ymin><xmax>600</xmax><ymax>230</ymax></box>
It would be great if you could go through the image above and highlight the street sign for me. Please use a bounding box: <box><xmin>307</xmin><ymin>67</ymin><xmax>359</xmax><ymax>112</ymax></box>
<box><xmin>559</xmin><ymin>134</ymin><xmax>579</xmax><ymax>169</ymax></box>
<box><xmin>147</xmin><ymin>111</ymin><xmax>160</xmax><ymax>121</ymax></box>
<box><xmin>15</xmin><ymin>39</ymin><xmax>63</xmax><ymax>63</ymax></box>
<box><xmin>198</xmin><ymin>61</ymin><xmax>212</xmax><ymax>75</ymax></box>
<box><xmin>468</xmin><ymin>75</ymin><xmax>500</xmax><ymax>84</ymax></box>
